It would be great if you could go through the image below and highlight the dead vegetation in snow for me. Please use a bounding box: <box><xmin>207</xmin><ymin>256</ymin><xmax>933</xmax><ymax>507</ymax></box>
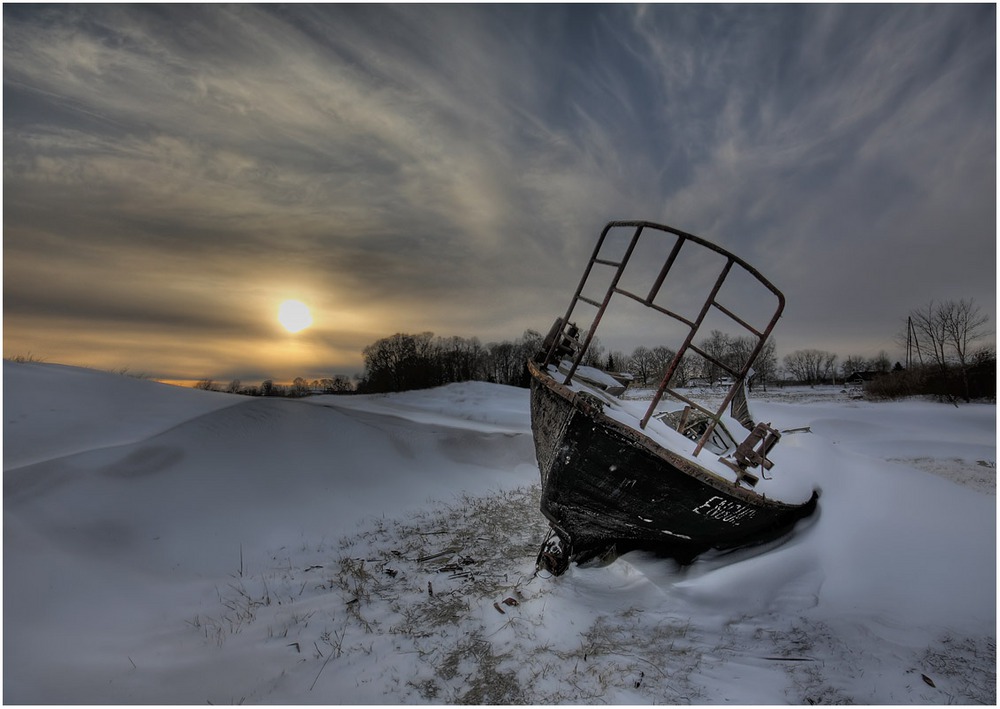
<box><xmin>192</xmin><ymin>484</ymin><xmax>994</xmax><ymax>704</ymax></box>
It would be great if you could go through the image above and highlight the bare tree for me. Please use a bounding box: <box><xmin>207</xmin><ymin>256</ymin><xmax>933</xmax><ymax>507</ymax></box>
<box><xmin>628</xmin><ymin>346</ymin><xmax>655</xmax><ymax>386</ymax></box>
<box><xmin>484</xmin><ymin>329</ymin><xmax>542</xmax><ymax>387</ymax></box>
<box><xmin>581</xmin><ymin>334</ymin><xmax>606</xmax><ymax>368</ymax></box>
<box><xmin>650</xmin><ymin>345</ymin><xmax>676</xmax><ymax>382</ymax></box>
<box><xmin>751</xmin><ymin>338</ymin><xmax>778</xmax><ymax>390</ymax></box>
<box><xmin>783</xmin><ymin>349</ymin><xmax>839</xmax><ymax>385</ymax></box>
<box><xmin>940</xmin><ymin>298</ymin><xmax>991</xmax><ymax>401</ymax></box>
<box><xmin>486</xmin><ymin>341</ymin><xmax>518</xmax><ymax>385</ymax></box>
<box><xmin>319</xmin><ymin>376</ymin><xmax>353</xmax><ymax>393</ymax></box>
<box><xmin>672</xmin><ymin>352</ymin><xmax>695</xmax><ymax>387</ymax></box>
<box><xmin>699</xmin><ymin>330</ymin><xmax>732</xmax><ymax>385</ymax></box>
<box><xmin>840</xmin><ymin>356</ymin><xmax>868</xmax><ymax>380</ymax></box>
<box><xmin>360</xmin><ymin>332</ymin><xmax>438</xmax><ymax>392</ymax></box>
<box><xmin>872</xmin><ymin>350</ymin><xmax>892</xmax><ymax>373</ymax></box>
<box><xmin>939</xmin><ymin>299</ymin><xmax>990</xmax><ymax>369</ymax></box>
<box><xmin>292</xmin><ymin>377</ymin><xmax>310</xmax><ymax>397</ymax></box>
<box><xmin>907</xmin><ymin>301</ymin><xmax>950</xmax><ymax>371</ymax></box>
<box><xmin>902</xmin><ymin>298</ymin><xmax>992</xmax><ymax>401</ymax></box>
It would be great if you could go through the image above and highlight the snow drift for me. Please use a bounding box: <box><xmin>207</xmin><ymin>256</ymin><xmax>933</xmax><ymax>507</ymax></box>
<box><xmin>3</xmin><ymin>361</ymin><xmax>995</xmax><ymax>703</ymax></box>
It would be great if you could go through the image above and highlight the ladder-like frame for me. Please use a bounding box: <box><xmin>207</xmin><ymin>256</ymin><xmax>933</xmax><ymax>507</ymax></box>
<box><xmin>540</xmin><ymin>221</ymin><xmax>785</xmax><ymax>457</ymax></box>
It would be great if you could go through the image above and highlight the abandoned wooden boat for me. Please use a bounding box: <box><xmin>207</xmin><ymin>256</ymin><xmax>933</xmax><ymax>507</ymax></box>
<box><xmin>529</xmin><ymin>220</ymin><xmax>818</xmax><ymax>575</ymax></box>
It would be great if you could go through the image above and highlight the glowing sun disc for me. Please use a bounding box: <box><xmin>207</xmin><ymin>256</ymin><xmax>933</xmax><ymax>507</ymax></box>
<box><xmin>278</xmin><ymin>300</ymin><xmax>313</xmax><ymax>333</ymax></box>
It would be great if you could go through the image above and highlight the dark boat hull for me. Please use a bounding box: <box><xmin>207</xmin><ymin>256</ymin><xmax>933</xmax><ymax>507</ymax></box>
<box><xmin>529</xmin><ymin>360</ymin><xmax>817</xmax><ymax>568</ymax></box>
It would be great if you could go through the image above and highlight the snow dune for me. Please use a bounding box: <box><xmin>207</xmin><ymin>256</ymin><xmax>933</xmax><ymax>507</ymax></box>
<box><xmin>3</xmin><ymin>362</ymin><xmax>995</xmax><ymax>703</ymax></box>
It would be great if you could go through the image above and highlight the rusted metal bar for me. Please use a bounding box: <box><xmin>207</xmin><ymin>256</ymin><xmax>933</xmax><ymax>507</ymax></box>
<box><xmin>699</xmin><ymin>284</ymin><xmax>786</xmax><ymax>447</ymax></box>
<box><xmin>563</xmin><ymin>224</ymin><xmax>644</xmax><ymax>385</ymax></box>
<box><xmin>686</xmin><ymin>345</ymin><xmax>742</xmax><ymax>379</ymax></box>
<box><xmin>613</xmin><ymin>288</ymin><xmax>697</xmax><ymax>328</ymax></box>
<box><xmin>542</xmin><ymin>223</ymin><xmax>616</xmax><ymax>367</ymax></box>
<box><xmin>711</xmin><ymin>300</ymin><xmax>763</xmax><ymax>339</ymax></box>
<box><xmin>658</xmin><ymin>388</ymin><xmax>717</xmax><ymax>419</ymax></box>
<box><xmin>544</xmin><ymin>220</ymin><xmax>785</xmax><ymax>460</ymax></box>
<box><xmin>646</xmin><ymin>234</ymin><xmax>685</xmax><ymax>304</ymax></box>
<box><xmin>602</xmin><ymin>221</ymin><xmax>785</xmax><ymax>304</ymax></box>
<box><xmin>641</xmin><ymin>258</ymin><xmax>734</xmax><ymax>432</ymax></box>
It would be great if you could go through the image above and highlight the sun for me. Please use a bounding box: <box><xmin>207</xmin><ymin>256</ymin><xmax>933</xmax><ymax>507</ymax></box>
<box><xmin>278</xmin><ymin>299</ymin><xmax>313</xmax><ymax>333</ymax></box>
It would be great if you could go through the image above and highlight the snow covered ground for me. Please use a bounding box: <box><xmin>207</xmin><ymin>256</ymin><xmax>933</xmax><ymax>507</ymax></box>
<box><xmin>3</xmin><ymin>361</ymin><xmax>995</xmax><ymax>704</ymax></box>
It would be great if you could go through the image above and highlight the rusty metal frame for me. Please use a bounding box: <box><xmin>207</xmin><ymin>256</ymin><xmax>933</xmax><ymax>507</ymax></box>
<box><xmin>540</xmin><ymin>220</ymin><xmax>785</xmax><ymax>457</ymax></box>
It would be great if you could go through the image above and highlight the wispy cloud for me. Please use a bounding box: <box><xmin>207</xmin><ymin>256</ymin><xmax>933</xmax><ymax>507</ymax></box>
<box><xmin>618</xmin><ymin>5</ymin><xmax>995</xmax><ymax>353</ymax></box>
<box><xmin>4</xmin><ymin>5</ymin><xmax>994</xmax><ymax>377</ymax></box>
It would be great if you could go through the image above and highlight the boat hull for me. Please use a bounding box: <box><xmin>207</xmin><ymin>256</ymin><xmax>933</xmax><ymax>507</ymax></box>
<box><xmin>529</xmin><ymin>360</ymin><xmax>817</xmax><ymax>568</ymax></box>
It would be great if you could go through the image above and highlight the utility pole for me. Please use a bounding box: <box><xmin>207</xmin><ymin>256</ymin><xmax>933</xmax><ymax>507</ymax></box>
<box><xmin>905</xmin><ymin>316</ymin><xmax>924</xmax><ymax>369</ymax></box>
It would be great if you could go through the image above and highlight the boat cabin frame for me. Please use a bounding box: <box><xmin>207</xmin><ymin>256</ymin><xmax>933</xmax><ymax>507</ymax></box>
<box><xmin>538</xmin><ymin>220</ymin><xmax>785</xmax><ymax>461</ymax></box>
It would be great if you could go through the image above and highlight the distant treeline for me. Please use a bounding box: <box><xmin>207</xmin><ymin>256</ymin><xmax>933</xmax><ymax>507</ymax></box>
<box><xmin>356</xmin><ymin>330</ymin><xmax>544</xmax><ymax>393</ymax></box>
<box><xmin>868</xmin><ymin>297</ymin><xmax>995</xmax><ymax>402</ymax></box>
<box><xmin>199</xmin><ymin>298</ymin><xmax>994</xmax><ymax>402</ymax></box>
<box><xmin>195</xmin><ymin>376</ymin><xmax>353</xmax><ymax>397</ymax></box>
<box><xmin>353</xmin><ymin>328</ymin><xmax>781</xmax><ymax>394</ymax></box>
<box><xmin>864</xmin><ymin>358</ymin><xmax>995</xmax><ymax>401</ymax></box>
<box><xmin>350</xmin><ymin>307</ymin><xmax>995</xmax><ymax>401</ymax></box>
<box><xmin>193</xmin><ymin>329</ymin><xmax>547</xmax><ymax>397</ymax></box>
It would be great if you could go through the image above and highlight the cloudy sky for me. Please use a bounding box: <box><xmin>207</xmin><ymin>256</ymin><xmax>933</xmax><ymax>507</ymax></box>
<box><xmin>4</xmin><ymin>4</ymin><xmax>995</xmax><ymax>383</ymax></box>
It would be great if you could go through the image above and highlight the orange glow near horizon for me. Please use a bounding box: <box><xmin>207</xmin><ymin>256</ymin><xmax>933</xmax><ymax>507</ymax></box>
<box><xmin>2</xmin><ymin>287</ymin><xmax>504</xmax><ymax>384</ymax></box>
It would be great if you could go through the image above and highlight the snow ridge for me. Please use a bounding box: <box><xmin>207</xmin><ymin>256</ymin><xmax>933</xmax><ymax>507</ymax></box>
<box><xmin>3</xmin><ymin>362</ymin><xmax>995</xmax><ymax>703</ymax></box>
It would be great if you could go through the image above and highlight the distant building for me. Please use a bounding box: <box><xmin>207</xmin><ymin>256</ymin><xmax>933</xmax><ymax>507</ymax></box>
<box><xmin>844</xmin><ymin>370</ymin><xmax>885</xmax><ymax>385</ymax></box>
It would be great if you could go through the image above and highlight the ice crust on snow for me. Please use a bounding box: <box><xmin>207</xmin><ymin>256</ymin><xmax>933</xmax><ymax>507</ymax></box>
<box><xmin>3</xmin><ymin>361</ymin><xmax>995</xmax><ymax>704</ymax></box>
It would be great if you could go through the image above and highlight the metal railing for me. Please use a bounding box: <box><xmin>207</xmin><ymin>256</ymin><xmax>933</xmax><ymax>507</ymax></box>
<box><xmin>540</xmin><ymin>221</ymin><xmax>785</xmax><ymax>457</ymax></box>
